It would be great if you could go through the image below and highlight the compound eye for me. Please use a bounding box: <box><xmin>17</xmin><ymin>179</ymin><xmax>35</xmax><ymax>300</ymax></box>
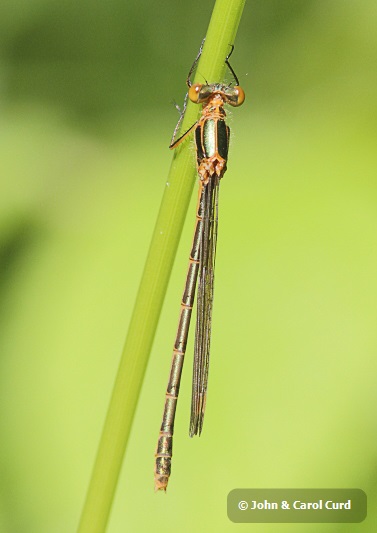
<box><xmin>233</xmin><ymin>86</ymin><xmax>245</xmax><ymax>106</ymax></box>
<box><xmin>188</xmin><ymin>83</ymin><xmax>202</xmax><ymax>103</ymax></box>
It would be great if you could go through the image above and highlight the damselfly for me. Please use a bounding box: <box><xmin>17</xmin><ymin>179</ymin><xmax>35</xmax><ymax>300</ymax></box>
<box><xmin>155</xmin><ymin>42</ymin><xmax>245</xmax><ymax>491</ymax></box>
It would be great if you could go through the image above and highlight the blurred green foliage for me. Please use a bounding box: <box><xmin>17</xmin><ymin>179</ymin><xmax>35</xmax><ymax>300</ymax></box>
<box><xmin>0</xmin><ymin>1</ymin><xmax>377</xmax><ymax>532</ymax></box>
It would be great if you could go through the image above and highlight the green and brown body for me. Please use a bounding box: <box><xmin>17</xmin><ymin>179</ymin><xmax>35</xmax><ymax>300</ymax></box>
<box><xmin>155</xmin><ymin>47</ymin><xmax>245</xmax><ymax>491</ymax></box>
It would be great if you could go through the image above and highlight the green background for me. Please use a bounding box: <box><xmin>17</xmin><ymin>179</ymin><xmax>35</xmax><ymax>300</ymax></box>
<box><xmin>1</xmin><ymin>1</ymin><xmax>376</xmax><ymax>531</ymax></box>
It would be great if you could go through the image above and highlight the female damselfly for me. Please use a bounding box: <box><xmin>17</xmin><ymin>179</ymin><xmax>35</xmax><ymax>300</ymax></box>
<box><xmin>155</xmin><ymin>42</ymin><xmax>245</xmax><ymax>491</ymax></box>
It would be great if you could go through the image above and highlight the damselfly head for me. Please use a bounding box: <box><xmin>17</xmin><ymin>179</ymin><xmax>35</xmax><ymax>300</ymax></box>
<box><xmin>188</xmin><ymin>83</ymin><xmax>245</xmax><ymax>107</ymax></box>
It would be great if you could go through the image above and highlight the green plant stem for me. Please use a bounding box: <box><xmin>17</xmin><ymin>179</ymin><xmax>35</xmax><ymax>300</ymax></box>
<box><xmin>77</xmin><ymin>1</ymin><xmax>246</xmax><ymax>531</ymax></box>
